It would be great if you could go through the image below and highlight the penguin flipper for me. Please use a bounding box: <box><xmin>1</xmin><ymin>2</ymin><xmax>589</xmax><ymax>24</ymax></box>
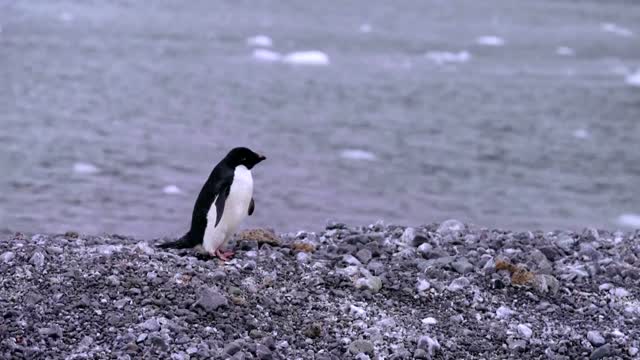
<box><xmin>248</xmin><ymin>198</ymin><xmax>255</xmax><ymax>216</ymax></box>
<box><xmin>157</xmin><ymin>231</ymin><xmax>199</xmax><ymax>249</ymax></box>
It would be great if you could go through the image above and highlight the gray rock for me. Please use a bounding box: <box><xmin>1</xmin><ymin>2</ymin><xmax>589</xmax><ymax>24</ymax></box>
<box><xmin>590</xmin><ymin>344</ymin><xmax>612</xmax><ymax>360</ymax></box>
<box><xmin>366</xmin><ymin>261</ymin><xmax>385</xmax><ymax>275</ymax></box>
<box><xmin>417</xmin><ymin>335</ymin><xmax>440</xmax><ymax>356</ymax></box>
<box><xmin>528</xmin><ymin>249</ymin><xmax>553</xmax><ymax>274</ymax></box>
<box><xmin>437</xmin><ymin>219</ymin><xmax>464</xmax><ymax>235</ymax></box>
<box><xmin>211</xmin><ymin>270</ymin><xmax>226</xmax><ymax>281</ymax></box>
<box><xmin>255</xmin><ymin>344</ymin><xmax>272</xmax><ymax>360</ymax></box>
<box><xmin>170</xmin><ymin>352</ymin><xmax>188</xmax><ymax>360</ymax></box>
<box><xmin>348</xmin><ymin>340</ymin><xmax>375</xmax><ymax>355</ymax></box>
<box><xmin>224</xmin><ymin>341</ymin><xmax>243</xmax><ymax>356</ymax></box>
<box><xmin>629</xmin><ymin>347</ymin><xmax>638</xmax><ymax>357</ymax></box>
<box><xmin>141</xmin><ymin>318</ymin><xmax>160</xmax><ymax>332</ymax></box>
<box><xmin>136</xmin><ymin>333</ymin><xmax>147</xmax><ymax>343</ymax></box>
<box><xmin>413</xmin><ymin>348</ymin><xmax>428</xmax><ymax>359</ymax></box>
<box><xmin>517</xmin><ymin>324</ymin><xmax>532</xmax><ymax>339</ymax></box>
<box><xmin>0</xmin><ymin>251</ymin><xmax>15</xmax><ymax>263</ymax></box>
<box><xmin>587</xmin><ymin>331</ymin><xmax>605</xmax><ymax>347</ymax></box>
<box><xmin>496</xmin><ymin>306</ymin><xmax>515</xmax><ymax>319</ymax></box>
<box><xmin>531</xmin><ymin>274</ymin><xmax>559</xmax><ymax>295</ymax></box>
<box><xmin>355</xmin><ymin>248</ymin><xmax>372</xmax><ymax>264</ymax></box>
<box><xmin>196</xmin><ymin>287</ymin><xmax>228</xmax><ymax>312</ymax></box>
<box><xmin>243</xmin><ymin>260</ymin><xmax>257</xmax><ymax>270</ymax></box>
<box><xmin>451</xmin><ymin>257</ymin><xmax>474</xmax><ymax>274</ymax></box>
<box><xmin>354</xmin><ymin>276</ymin><xmax>382</xmax><ymax>293</ymax></box>
<box><xmin>507</xmin><ymin>337</ymin><xmax>527</xmax><ymax>351</ymax></box>
<box><xmin>447</xmin><ymin>277</ymin><xmax>470</xmax><ymax>292</ymax></box>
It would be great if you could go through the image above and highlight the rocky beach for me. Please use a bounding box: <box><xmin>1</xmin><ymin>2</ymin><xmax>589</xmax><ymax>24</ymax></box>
<box><xmin>1</xmin><ymin>222</ymin><xmax>639</xmax><ymax>359</ymax></box>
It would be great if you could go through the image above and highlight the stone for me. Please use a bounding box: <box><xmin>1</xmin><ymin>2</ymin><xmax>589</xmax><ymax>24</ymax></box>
<box><xmin>348</xmin><ymin>340</ymin><xmax>374</xmax><ymax>355</ymax></box>
<box><xmin>531</xmin><ymin>274</ymin><xmax>559</xmax><ymax>295</ymax></box>
<box><xmin>507</xmin><ymin>337</ymin><xmax>527</xmax><ymax>351</ymax></box>
<box><xmin>422</xmin><ymin>317</ymin><xmax>438</xmax><ymax>325</ymax></box>
<box><xmin>401</xmin><ymin>227</ymin><xmax>416</xmax><ymax>245</ymax></box>
<box><xmin>517</xmin><ymin>324</ymin><xmax>532</xmax><ymax>339</ymax></box>
<box><xmin>528</xmin><ymin>249</ymin><xmax>553</xmax><ymax>274</ymax></box>
<box><xmin>303</xmin><ymin>323</ymin><xmax>322</xmax><ymax>338</ymax></box>
<box><xmin>447</xmin><ymin>277</ymin><xmax>470</xmax><ymax>292</ymax></box>
<box><xmin>437</xmin><ymin>219</ymin><xmax>464</xmax><ymax>234</ymax></box>
<box><xmin>417</xmin><ymin>335</ymin><xmax>440</xmax><ymax>356</ymax></box>
<box><xmin>611</xmin><ymin>288</ymin><xmax>630</xmax><ymax>298</ymax></box>
<box><xmin>38</xmin><ymin>325</ymin><xmax>62</xmax><ymax>338</ymax></box>
<box><xmin>413</xmin><ymin>349</ymin><xmax>428</xmax><ymax>359</ymax></box>
<box><xmin>354</xmin><ymin>276</ymin><xmax>382</xmax><ymax>293</ymax></box>
<box><xmin>452</xmin><ymin>257</ymin><xmax>474</xmax><ymax>274</ymax></box>
<box><xmin>141</xmin><ymin>318</ymin><xmax>160</xmax><ymax>332</ymax></box>
<box><xmin>355</xmin><ymin>248</ymin><xmax>372</xmax><ymax>264</ymax></box>
<box><xmin>629</xmin><ymin>347</ymin><xmax>638</xmax><ymax>356</ymax></box>
<box><xmin>196</xmin><ymin>287</ymin><xmax>228</xmax><ymax>312</ymax></box>
<box><xmin>590</xmin><ymin>344</ymin><xmax>612</xmax><ymax>360</ymax></box>
<box><xmin>587</xmin><ymin>331</ymin><xmax>605</xmax><ymax>347</ymax></box>
<box><xmin>416</xmin><ymin>279</ymin><xmax>431</xmax><ymax>292</ymax></box>
<box><xmin>224</xmin><ymin>341</ymin><xmax>243</xmax><ymax>356</ymax></box>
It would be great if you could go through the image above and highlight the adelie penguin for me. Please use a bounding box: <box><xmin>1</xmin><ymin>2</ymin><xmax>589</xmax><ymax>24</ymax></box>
<box><xmin>158</xmin><ymin>147</ymin><xmax>266</xmax><ymax>260</ymax></box>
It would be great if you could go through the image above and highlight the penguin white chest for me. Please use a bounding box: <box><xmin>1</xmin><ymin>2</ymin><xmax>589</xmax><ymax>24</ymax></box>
<box><xmin>203</xmin><ymin>165</ymin><xmax>253</xmax><ymax>252</ymax></box>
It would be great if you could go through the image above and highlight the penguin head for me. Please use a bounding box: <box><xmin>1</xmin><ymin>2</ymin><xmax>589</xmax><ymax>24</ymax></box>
<box><xmin>226</xmin><ymin>147</ymin><xmax>266</xmax><ymax>169</ymax></box>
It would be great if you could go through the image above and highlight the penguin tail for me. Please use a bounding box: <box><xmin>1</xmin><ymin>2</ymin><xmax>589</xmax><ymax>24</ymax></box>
<box><xmin>157</xmin><ymin>232</ymin><xmax>198</xmax><ymax>249</ymax></box>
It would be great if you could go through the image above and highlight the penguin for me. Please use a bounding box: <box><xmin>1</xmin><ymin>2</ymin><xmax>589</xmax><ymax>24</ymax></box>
<box><xmin>158</xmin><ymin>147</ymin><xmax>266</xmax><ymax>260</ymax></box>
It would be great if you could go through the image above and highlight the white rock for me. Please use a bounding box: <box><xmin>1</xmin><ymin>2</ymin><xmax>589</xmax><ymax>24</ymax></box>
<box><xmin>343</xmin><ymin>254</ymin><xmax>362</xmax><ymax>266</ymax></box>
<box><xmin>517</xmin><ymin>324</ymin><xmax>533</xmax><ymax>339</ymax></box>
<box><xmin>401</xmin><ymin>227</ymin><xmax>416</xmax><ymax>245</ymax></box>
<box><xmin>296</xmin><ymin>252</ymin><xmax>310</xmax><ymax>263</ymax></box>
<box><xmin>626</xmin><ymin>71</ymin><xmax>640</xmax><ymax>87</ymax></box>
<box><xmin>162</xmin><ymin>185</ymin><xmax>182</xmax><ymax>195</ymax></box>
<box><xmin>416</xmin><ymin>279</ymin><xmax>431</xmax><ymax>292</ymax></box>
<box><xmin>339</xmin><ymin>149</ymin><xmax>377</xmax><ymax>161</ymax></box>
<box><xmin>30</xmin><ymin>252</ymin><xmax>45</xmax><ymax>268</ymax></box>
<box><xmin>476</xmin><ymin>36</ymin><xmax>505</xmax><ymax>46</ymax></box>
<box><xmin>422</xmin><ymin>317</ymin><xmax>438</xmax><ymax>325</ymax></box>
<box><xmin>426</xmin><ymin>50</ymin><xmax>471</xmax><ymax>65</ymax></box>
<box><xmin>599</xmin><ymin>283</ymin><xmax>613</xmax><ymax>291</ymax></box>
<box><xmin>601</xmin><ymin>23</ymin><xmax>633</xmax><ymax>37</ymax></box>
<box><xmin>437</xmin><ymin>219</ymin><xmax>465</xmax><ymax>234</ymax></box>
<box><xmin>629</xmin><ymin>347</ymin><xmax>639</xmax><ymax>356</ymax></box>
<box><xmin>1</xmin><ymin>251</ymin><xmax>15</xmax><ymax>263</ymax></box>
<box><xmin>447</xmin><ymin>277</ymin><xmax>470</xmax><ymax>292</ymax></box>
<box><xmin>349</xmin><ymin>305</ymin><xmax>366</xmax><ymax>318</ymax></box>
<box><xmin>73</xmin><ymin>162</ymin><xmax>100</xmax><ymax>174</ymax></box>
<box><xmin>246</xmin><ymin>35</ymin><xmax>273</xmax><ymax>47</ymax></box>
<box><xmin>611</xmin><ymin>287</ymin><xmax>630</xmax><ymax>298</ymax></box>
<box><xmin>282</xmin><ymin>51</ymin><xmax>330</xmax><ymax>66</ymax></box>
<box><xmin>135</xmin><ymin>242</ymin><xmax>155</xmax><ymax>255</ymax></box>
<box><xmin>496</xmin><ymin>306</ymin><xmax>515</xmax><ymax>319</ymax></box>
<box><xmin>587</xmin><ymin>330</ymin><xmax>606</xmax><ymax>347</ymax></box>
<box><xmin>556</xmin><ymin>46</ymin><xmax>575</xmax><ymax>56</ymax></box>
<box><xmin>252</xmin><ymin>49</ymin><xmax>282</xmax><ymax>62</ymax></box>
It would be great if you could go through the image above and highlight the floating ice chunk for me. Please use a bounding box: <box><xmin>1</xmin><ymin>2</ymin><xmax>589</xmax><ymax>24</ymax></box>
<box><xmin>359</xmin><ymin>24</ymin><xmax>372</xmax><ymax>33</ymax></box>
<box><xmin>601</xmin><ymin>23</ymin><xmax>633</xmax><ymax>37</ymax></box>
<box><xmin>425</xmin><ymin>51</ymin><xmax>471</xmax><ymax>65</ymax></box>
<box><xmin>625</xmin><ymin>70</ymin><xmax>640</xmax><ymax>87</ymax></box>
<box><xmin>617</xmin><ymin>213</ymin><xmax>640</xmax><ymax>228</ymax></box>
<box><xmin>252</xmin><ymin>49</ymin><xmax>282</xmax><ymax>62</ymax></box>
<box><xmin>282</xmin><ymin>51</ymin><xmax>330</xmax><ymax>66</ymax></box>
<box><xmin>73</xmin><ymin>162</ymin><xmax>100</xmax><ymax>174</ymax></box>
<box><xmin>339</xmin><ymin>149</ymin><xmax>377</xmax><ymax>161</ymax></box>
<box><xmin>163</xmin><ymin>185</ymin><xmax>182</xmax><ymax>195</ymax></box>
<box><xmin>246</xmin><ymin>35</ymin><xmax>273</xmax><ymax>47</ymax></box>
<box><xmin>476</xmin><ymin>36</ymin><xmax>505</xmax><ymax>46</ymax></box>
<box><xmin>556</xmin><ymin>46</ymin><xmax>575</xmax><ymax>56</ymax></box>
<box><xmin>572</xmin><ymin>128</ymin><xmax>590</xmax><ymax>139</ymax></box>
<box><xmin>59</xmin><ymin>12</ymin><xmax>74</xmax><ymax>22</ymax></box>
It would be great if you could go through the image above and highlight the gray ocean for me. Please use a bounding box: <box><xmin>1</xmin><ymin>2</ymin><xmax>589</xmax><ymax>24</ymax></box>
<box><xmin>1</xmin><ymin>0</ymin><xmax>640</xmax><ymax>239</ymax></box>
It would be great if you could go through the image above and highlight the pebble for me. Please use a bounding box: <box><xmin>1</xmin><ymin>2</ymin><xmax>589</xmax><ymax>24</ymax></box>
<box><xmin>629</xmin><ymin>347</ymin><xmax>639</xmax><ymax>356</ymax></box>
<box><xmin>452</xmin><ymin>257</ymin><xmax>474</xmax><ymax>274</ymax></box>
<box><xmin>496</xmin><ymin>306</ymin><xmax>515</xmax><ymax>319</ymax></box>
<box><xmin>417</xmin><ymin>335</ymin><xmax>440</xmax><ymax>356</ymax></box>
<box><xmin>422</xmin><ymin>317</ymin><xmax>438</xmax><ymax>325</ymax></box>
<box><xmin>30</xmin><ymin>251</ymin><xmax>45</xmax><ymax>268</ymax></box>
<box><xmin>38</xmin><ymin>325</ymin><xmax>62</xmax><ymax>338</ymax></box>
<box><xmin>416</xmin><ymin>279</ymin><xmax>431</xmax><ymax>292</ymax></box>
<box><xmin>355</xmin><ymin>248</ymin><xmax>372</xmax><ymax>264</ymax></box>
<box><xmin>587</xmin><ymin>331</ymin><xmax>605</xmax><ymax>347</ymax></box>
<box><xmin>224</xmin><ymin>341</ymin><xmax>243</xmax><ymax>356</ymax></box>
<box><xmin>141</xmin><ymin>318</ymin><xmax>160</xmax><ymax>332</ymax></box>
<box><xmin>611</xmin><ymin>287</ymin><xmax>630</xmax><ymax>298</ymax></box>
<box><xmin>256</xmin><ymin>344</ymin><xmax>272</xmax><ymax>360</ymax></box>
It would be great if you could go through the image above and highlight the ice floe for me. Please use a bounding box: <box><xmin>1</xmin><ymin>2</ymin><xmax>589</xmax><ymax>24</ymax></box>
<box><xmin>601</xmin><ymin>23</ymin><xmax>633</xmax><ymax>37</ymax></box>
<box><xmin>162</xmin><ymin>185</ymin><xmax>182</xmax><ymax>195</ymax></box>
<box><xmin>617</xmin><ymin>214</ymin><xmax>640</xmax><ymax>228</ymax></box>
<box><xmin>282</xmin><ymin>51</ymin><xmax>330</xmax><ymax>66</ymax></box>
<box><xmin>625</xmin><ymin>69</ymin><xmax>640</xmax><ymax>87</ymax></box>
<box><xmin>556</xmin><ymin>46</ymin><xmax>575</xmax><ymax>56</ymax></box>
<box><xmin>252</xmin><ymin>49</ymin><xmax>282</xmax><ymax>62</ymax></box>
<box><xmin>72</xmin><ymin>162</ymin><xmax>100</xmax><ymax>175</ymax></box>
<box><xmin>246</xmin><ymin>35</ymin><xmax>273</xmax><ymax>47</ymax></box>
<box><xmin>339</xmin><ymin>149</ymin><xmax>377</xmax><ymax>161</ymax></box>
<box><xmin>475</xmin><ymin>36</ymin><xmax>505</xmax><ymax>47</ymax></box>
<box><xmin>425</xmin><ymin>50</ymin><xmax>471</xmax><ymax>65</ymax></box>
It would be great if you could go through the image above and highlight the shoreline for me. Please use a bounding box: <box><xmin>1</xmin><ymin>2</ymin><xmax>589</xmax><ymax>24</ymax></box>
<box><xmin>1</xmin><ymin>222</ymin><xmax>639</xmax><ymax>359</ymax></box>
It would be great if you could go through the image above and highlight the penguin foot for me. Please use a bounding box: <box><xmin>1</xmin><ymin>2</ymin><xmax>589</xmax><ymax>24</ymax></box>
<box><xmin>215</xmin><ymin>249</ymin><xmax>235</xmax><ymax>261</ymax></box>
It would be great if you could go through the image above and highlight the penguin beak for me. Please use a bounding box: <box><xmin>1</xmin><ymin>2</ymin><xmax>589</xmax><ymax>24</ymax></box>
<box><xmin>257</xmin><ymin>154</ymin><xmax>266</xmax><ymax>161</ymax></box>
